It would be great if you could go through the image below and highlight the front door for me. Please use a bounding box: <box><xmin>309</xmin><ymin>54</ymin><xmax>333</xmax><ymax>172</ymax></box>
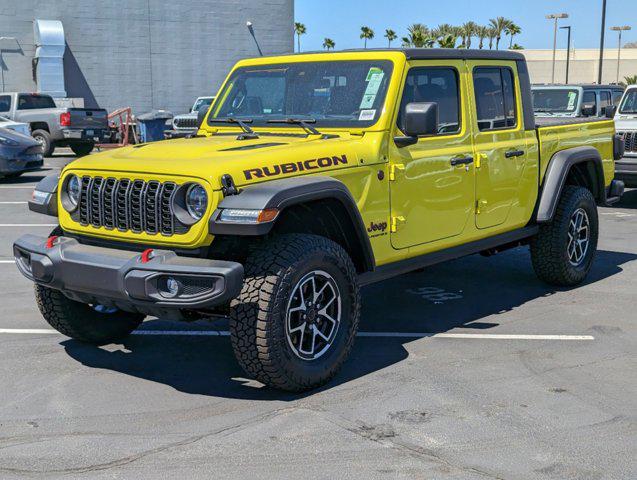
<box><xmin>467</xmin><ymin>62</ymin><xmax>529</xmax><ymax>229</ymax></box>
<box><xmin>389</xmin><ymin>61</ymin><xmax>475</xmax><ymax>249</ymax></box>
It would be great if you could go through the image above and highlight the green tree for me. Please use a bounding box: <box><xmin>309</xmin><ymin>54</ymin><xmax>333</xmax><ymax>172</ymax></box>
<box><xmin>505</xmin><ymin>22</ymin><xmax>521</xmax><ymax>49</ymax></box>
<box><xmin>432</xmin><ymin>23</ymin><xmax>454</xmax><ymax>41</ymax></box>
<box><xmin>476</xmin><ymin>25</ymin><xmax>489</xmax><ymax>49</ymax></box>
<box><xmin>401</xmin><ymin>24</ymin><xmax>434</xmax><ymax>48</ymax></box>
<box><xmin>489</xmin><ymin>17</ymin><xmax>510</xmax><ymax>50</ymax></box>
<box><xmin>461</xmin><ymin>21</ymin><xmax>478</xmax><ymax>48</ymax></box>
<box><xmin>322</xmin><ymin>37</ymin><xmax>335</xmax><ymax>50</ymax></box>
<box><xmin>360</xmin><ymin>26</ymin><xmax>375</xmax><ymax>48</ymax></box>
<box><xmin>438</xmin><ymin>33</ymin><xmax>458</xmax><ymax>49</ymax></box>
<box><xmin>384</xmin><ymin>28</ymin><xmax>397</xmax><ymax>48</ymax></box>
<box><xmin>624</xmin><ymin>75</ymin><xmax>637</xmax><ymax>85</ymax></box>
<box><xmin>487</xmin><ymin>26</ymin><xmax>497</xmax><ymax>49</ymax></box>
<box><xmin>294</xmin><ymin>22</ymin><xmax>306</xmax><ymax>52</ymax></box>
<box><xmin>510</xmin><ymin>43</ymin><xmax>524</xmax><ymax>50</ymax></box>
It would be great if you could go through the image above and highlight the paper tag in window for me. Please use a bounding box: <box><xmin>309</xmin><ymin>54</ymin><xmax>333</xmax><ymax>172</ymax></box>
<box><xmin>567</xmin><ymin>92</ymin><xmax>577</xmax><ymax>110</ymax></box>
<box><xmin>359</xmin><ymin>109</ymin><xmax>376</xmax><ymax>121</ymax></box>
<box><xmin>359</xmin><ymin>94</ymin><xmax>376</xmax><ymax>109</ymax></box>
<box><xmin>366</xmin><ymin>67</ymin><xmax>383</xmax><ymax>81</ymax></box>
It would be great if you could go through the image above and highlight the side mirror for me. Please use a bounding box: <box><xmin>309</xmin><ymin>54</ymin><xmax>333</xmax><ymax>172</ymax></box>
<box><xmin>581</xmin><ymin>103</ymin><xmax>596</xmax><ymax>117</ymax></box>
<box><xmin>395</xmin><ymin>102</ymin><xmax>439</xmax><ymax>148</ymax></box>
<box><xmin>197</xmin><ymin>105</ymin><xmax>209</xmax><ymax>127</ymax></box>
<box><xmin>605</xmin><ymin>104</ymin><xmax>617</xmax><ymax>118</ymax></box>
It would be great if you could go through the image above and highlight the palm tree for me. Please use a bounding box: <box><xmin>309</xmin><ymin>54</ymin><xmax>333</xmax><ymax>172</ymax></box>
<box><xmin>432</xmin><ymin>23</ymin><xmax>454</xmax><ymax>41</ymax></box>
<box><xmin>438</xmin><ymin>33</ymin><xmax>458</xmax><ymax>49</ymax></box>
<box><xmin>360</xmin><ymin>26</ymin><xmax>375</xmax><ymax>48</ymax></box>
<box><xmin>294</xmin><ymin>22</ymin><xmax>306</xmax><ymax>52</ymax></box>
<box><xmin>402</xmin><ymin>24</ymin><xmax>434</xmax><ymax>48</ymax></box>
<box><xmin>322</xmin><ymin>37</ymin><xmax>335</xmax><ymax>50</ymax></box>
<box><xmin>510</xmin><ymin>44</ymin><xmax>524</xmax><ymax>50</ymax></box>
<box><xmin>624</xmin><ymin>75</ymin><xmax>637</xmax><ymax>85</ymax></box>
<box><xmin>476</xmin><ymin>25</ymin><xmax>489</xmax><ymax>49</ymax></box>
<box><xmin>505</xmin><ymin>22</ymin><xmax>521</xmax><ymax>49</ymax></box>
<box><xmin>487</xmin><ymin>26</ymin><xmax>497</xmax><ymax>50</ymax></box>
<box><xmin>489</xmin><ymin>17</ymin><xmax>510</xmax><ymax>50</ymax></box>
<box><xmin>461</xmin><ymin>21</ymin><xmax>478</xmax><ymax>48</ymax></box>
<box><xmin>384</xmin><ymin>28</ymin><xmax>397</xmax><ymax>48</ymax></box>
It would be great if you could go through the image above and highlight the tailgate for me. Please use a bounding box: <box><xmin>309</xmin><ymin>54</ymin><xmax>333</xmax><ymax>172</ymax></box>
<box><xmin>69</xmin><ymin>109</ymin><xmax>108</xmax><ymax>129</ymax></box>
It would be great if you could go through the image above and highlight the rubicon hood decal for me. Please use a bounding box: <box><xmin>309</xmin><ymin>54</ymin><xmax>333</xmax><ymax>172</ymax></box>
<box><xmin>243</xmin><ymin>154</ymin><xmax>349</xmax><ymax>180</ymax></box>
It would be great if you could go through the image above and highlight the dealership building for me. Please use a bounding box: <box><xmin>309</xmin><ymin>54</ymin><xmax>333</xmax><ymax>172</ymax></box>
<box><xmin>0</xmin><ymin>0</ymin><xmax>294</xmax><ymax>114</ymax></box>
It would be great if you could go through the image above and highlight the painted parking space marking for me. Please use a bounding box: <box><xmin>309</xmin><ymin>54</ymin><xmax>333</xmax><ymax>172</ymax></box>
<box><xmin>0</xmin><ymin>201</ymin><xmax>28</xmax><ymax>204</ymax></box>
<box><xmin>0</xmin><ymin>224</ymin><xmax>58</xmax><ymax>227</ymax></box>
<box><xmin>0</xmin><ymin>186</ymin><xmax>36</xmax><ymax>189</ymax></box>
<box><xmin>0</xmin><ymin>260</ymin><xmax>15</xmax><ymax>264</ymax></box>
<box><xmin>0</xmin><ymin>328</ymin><xmax>594</xmax><ymax>341</ymax></box>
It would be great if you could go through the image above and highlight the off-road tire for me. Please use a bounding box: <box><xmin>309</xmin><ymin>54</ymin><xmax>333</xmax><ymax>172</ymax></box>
<box><xmin>31</xmin><ymin>129</ymin><xmax>54</xmax><ymax>157</ymax></box>
<box><xmin>70</xmin><ymin>142</ymin><xmax>94</xmax><ymax>157</ymax></box>
<box><xmin>35</xmin><ymin>285</ymin><xmax>144</xmax><ymax>345</ymax></box>
<box><xmin>229</xmin><ymin>234</ymin><xmax>360</xmax><ymax>392</ymax></box>
<box><xmin>530</xmin><ymin>185</ymin><xmax>598</xmax><ymax>286</ymax></box>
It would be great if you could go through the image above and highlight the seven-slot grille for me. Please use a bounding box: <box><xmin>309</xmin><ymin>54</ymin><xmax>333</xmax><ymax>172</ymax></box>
<box><xmin>77</xmin><ymin>176</ymin><xmax>185</xmax><ymax>235</ymax></box>
<box><xmin>619</xmin><ymin>131</ymin><xmax>637</xmax><ymax>153</ymax></box>
<box><xmin>174</xmin><ymin>117</ymin><xmax>198</xmax><ymax>130</ymax></box>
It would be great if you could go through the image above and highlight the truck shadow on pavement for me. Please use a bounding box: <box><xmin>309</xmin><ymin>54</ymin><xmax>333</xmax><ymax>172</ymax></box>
<box><xmin>615</xmin><ymin>188</ymin><xmax>637</xmax><ymax>208</ymax></box>
<box><xmin>62</xmin><ymin>247</ymin><xmax>636</xmax><ymax>401</ymax></box>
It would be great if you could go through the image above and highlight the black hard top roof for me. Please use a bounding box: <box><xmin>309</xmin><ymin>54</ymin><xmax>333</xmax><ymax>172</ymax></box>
<box><xmin>263</xmin><ymin>48</ymin><xmax>527</xmax><ymax>62</ymax></box>
<box><xmin>532</xmin><ymin>83</ymin><xmax>625</xmax><ymax>89</ymax></box>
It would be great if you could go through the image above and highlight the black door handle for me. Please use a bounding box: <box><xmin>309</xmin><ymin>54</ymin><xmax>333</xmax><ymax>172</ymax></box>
<box><xmin>505</xmin><ymin>149</ymin><xmax>525</xmax><ymax>158</ymax></box>
<box><xmin>450</xmin><ymin>155</ymin><xmax>474</xmax><ymax>166</ymax></box>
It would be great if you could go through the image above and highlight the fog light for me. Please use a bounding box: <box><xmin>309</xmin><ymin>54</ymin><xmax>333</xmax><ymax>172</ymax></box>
<box><xmin>160</xmin><ymin>276</ymin><xmax>181</xmax><ymax>298</ymax></box>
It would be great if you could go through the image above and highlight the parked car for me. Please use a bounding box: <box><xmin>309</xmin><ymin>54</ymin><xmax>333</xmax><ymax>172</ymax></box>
<box><xmin>0</xmin><ymin>93</ymin><xmax>108</xmax><ymax>157</ymax></box>
<box><xmin>17</xmin><ymin>49</ymin><xmax>623</xmax><ymax>392</ymax></box>
<box><xmin>0</xmin><ymin>115</ymin><xmax>30</xmax><ymax>136</ymax></box>
<box><xmin>614</xmin><ymin>85</ymin><xmax>637</xmax><ymax>187</ymax></box>
<box><xmin>532</xmin><ymin>84</ymin><xmax>624</xmax><ymax>118</ymax></box>
<box><xmin>170</xmin><ymin>96</ymin><xmax>215</xmax><ymax>136</ymax></box>
<box><xmin>0</xmin><ymin>127</ymin><xmax>43</xmax><ymax>179</ymax></box>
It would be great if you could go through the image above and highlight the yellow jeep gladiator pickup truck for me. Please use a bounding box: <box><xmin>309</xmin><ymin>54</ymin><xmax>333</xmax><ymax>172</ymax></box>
<box><xmin>15</xmin><ymin>49</ymin><xmax>625</xmax><ymax>391</ymax></box>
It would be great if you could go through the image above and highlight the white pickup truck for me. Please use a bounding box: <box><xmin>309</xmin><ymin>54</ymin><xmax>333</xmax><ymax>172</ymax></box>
<box><xmin>0</xmin><ymin>93</ymin><xmax>107</xmax><ymax>157</ymax></box>
<box><xmin>614</xmin><ymin>85</ymin><xmax>637</xmax><ymax>187</ymax></box>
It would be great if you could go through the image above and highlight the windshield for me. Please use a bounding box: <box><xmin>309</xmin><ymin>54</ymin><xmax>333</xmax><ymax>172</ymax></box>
<box><xmin>192</xmin><ymin>97</ymin><xmax>214</xmax><ymax>112</ymax></box>
<box><xmin>619</xmin><ymin>90</ymin><xmax>637</xmax><ymax>114</ymax></box>
<box><xmin>532</xmin><ymin>89</ymin><xmax>579</xmax><ymax>113</ymax></box>
<box><xmin>209</xmin><ymin>60</ymin><xmax>393</xmax><ymax>128</ymax></box>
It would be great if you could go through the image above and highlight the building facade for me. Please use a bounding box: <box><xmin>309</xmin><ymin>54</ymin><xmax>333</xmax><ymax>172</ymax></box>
<box><xmin>523</xmin><ymin>48</ymin><xmax>637</xmax><ymax>85</ymax></box>
<box><xmin>0</xmin><ymin>0</ymin><xmax>293</xmax><ymax>114</ymax></box>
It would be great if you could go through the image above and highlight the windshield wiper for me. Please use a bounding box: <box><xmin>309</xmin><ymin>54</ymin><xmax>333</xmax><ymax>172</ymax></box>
<box><xmin>208</xmin><ymin>117</ymin><xmax>259</xmax><ymax>139</ymax></box>
<box><xmin>267</xmin><ymin>117</ymin><xmax>321</xmax><ymax>136</ymax></box>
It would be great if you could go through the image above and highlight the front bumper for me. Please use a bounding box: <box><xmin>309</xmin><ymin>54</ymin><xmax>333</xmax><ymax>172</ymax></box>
<box><xmin>615</xmin><ymin>156</ymin><xmax>637</xmax><ymax>188</ymax></box>
<box><xmin>13</xmin><ymin>235</ymin><xmax>243</xmax><ymax>316</ymax></box>
<box><xmin>0</xmin><ymin>149</ymin><xmax>43</xmax><ymax>175</ymax></box>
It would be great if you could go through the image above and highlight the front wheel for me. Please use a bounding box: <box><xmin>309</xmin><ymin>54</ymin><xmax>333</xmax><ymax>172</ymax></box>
<box><xmin>230</xmin><ymin>234</ymin><xmax>360</xmax><ymax>392</ymax></box>
<box><xmin>530</xmin><ymin>185</ymin><xmax>599</xmax><ymax>286</ymax></box>
<box><xmin>35</xmin><ymin>285</ymin><xmax>144</xmax><ymax>345</ymax></box>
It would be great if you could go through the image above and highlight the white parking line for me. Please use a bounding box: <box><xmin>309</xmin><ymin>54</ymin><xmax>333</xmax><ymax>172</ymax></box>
<box><xmin>0</xmin><ymin>328</ymin><xmax>594</xmax><ymax>341</ymax></box>
<box><xmin>0</xmin><ymin>186</ymin><xmax>35</xmax><ymax>189</ymax></box>
<box><xmin>0</xmin><ymin>224</ymin><xmax>57</xmax><ymax>227</ymax></box>
<box><xmin>0</xmin><ymin>201</ymin><xmax>28</xmax><ymax>204</ymax></box>
<box><xmin>0</xmin><ymin>260</ymin><xmax>15</xmax><ymax>264</ymax></box>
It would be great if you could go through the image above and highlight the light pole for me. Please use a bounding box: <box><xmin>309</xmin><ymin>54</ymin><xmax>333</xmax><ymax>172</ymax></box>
<box><xmin>598</xmin><ymin>0</ymin><xmax>607</xmax><ymax>84</ymax></box>
<box><xmin>546</xmin><ymin>13</ymin><xmax>569</xmax><ymax>84</ymax></box>
<box><xmin>560</xmin><ymin>26</ymin><xmax>572</xmax><ymax>84</ymax></box>
<box><xmin>610</xmin><ymin>26</ymin><xmax>631</xmax><ymax>84</ymax></box>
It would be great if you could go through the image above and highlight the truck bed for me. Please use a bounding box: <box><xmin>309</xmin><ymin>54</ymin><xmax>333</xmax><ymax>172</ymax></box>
<box><xmin>534</xmin><ymin>116</ymin><xmax>610</xmax><ymax>128</ymax></box>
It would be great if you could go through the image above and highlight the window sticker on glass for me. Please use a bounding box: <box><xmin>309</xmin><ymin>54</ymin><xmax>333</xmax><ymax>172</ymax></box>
<box><xmin>358</xmin><ymin>109</ymin><xmax>376</xmax><ymax>121</ymax></box>
<box><xmin>567</xmin><ymin>91</ymin><xmax>577</xmax><ymax>110</ymax></box>
<box><xmin>360</xmin><ymin>69</ymin><xmax>385</xmax><ymax>108</ymax></box>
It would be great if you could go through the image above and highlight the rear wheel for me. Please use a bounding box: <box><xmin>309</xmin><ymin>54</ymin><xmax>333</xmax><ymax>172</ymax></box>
<box><xmin>70</xmin><ymin>142</ymin><xmax>94</xmax><ymax>157</ymax></box>
<box><xmin>35</xmin><ymin>285</ymin><xmax>144</xmax><ymax>345</ymax></box>
<box><xmin>31</xmin><ymin>129</ymin><xmax>54</xmax><ymax>157</ymax></box>
<box><xmin>530</xmin><ymin>185</ymin><xmax>598</xmax><ymax>286</ymax></box>
<box><xmin>229</xmin><ymin>234</ymin><xmax>360</xmax><ymax>392</ymax></box>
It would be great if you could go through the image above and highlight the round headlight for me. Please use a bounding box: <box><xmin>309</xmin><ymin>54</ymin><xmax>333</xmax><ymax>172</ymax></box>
<box><xmin>185</xmin><ymin>184</ymin><xmax>208</xmax><ymax>220</ymax></box>
<box><xmin>67</xmin><ymin>175</ymin><xmax>81</xmax><ymax>206</ymax></box>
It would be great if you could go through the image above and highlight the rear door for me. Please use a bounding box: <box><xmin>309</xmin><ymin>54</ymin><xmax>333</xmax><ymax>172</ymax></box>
<box><xmin>599</xmin><ymin>90</ymin><xmax>612</xmax><ymax>117</ymax></box>
<box><xmin>467</xmin><ymin>61</ymin><xmax>529</xmax><ymax>229</ymax></box>
<box><xmin>389</xmin><ymin>60</ymin><xmax>475</xmax><ymax>249</ymax></box>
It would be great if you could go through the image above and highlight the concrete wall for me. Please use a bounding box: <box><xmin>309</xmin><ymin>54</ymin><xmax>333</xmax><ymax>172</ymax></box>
<box><xmin>0</xmin><ymin>0</ymin><xmax>293</xmax><ymax>114</ymax></box>
<box><xmin>522</xmin><ymin>48</ymin><xmax>637</xmax><ymax>85</ymax></box>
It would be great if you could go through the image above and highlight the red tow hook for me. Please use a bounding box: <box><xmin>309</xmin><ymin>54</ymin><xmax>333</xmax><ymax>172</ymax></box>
<box><xmin>45</xmin><ymin>235</ymin><xmax>58</xmax><ymax>249</ymax></box>
<box><xmin>141</xmin><ymin>248</ymin><xmax>154</xmax><ymax>263</ymax></box>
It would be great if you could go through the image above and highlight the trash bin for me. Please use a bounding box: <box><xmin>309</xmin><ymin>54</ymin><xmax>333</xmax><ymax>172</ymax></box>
<box><xmin>137</xmin><ymin>110</ymin><xmax>173</xmax><ymax>143</ymax></box>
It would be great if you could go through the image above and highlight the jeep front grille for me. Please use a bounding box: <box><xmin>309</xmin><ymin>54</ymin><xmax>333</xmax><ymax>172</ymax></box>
<box><xmin>77</xmin><ymin>176</ymin><xmax>187</xmax><ymax>235</ymax></box>
<box><xmin>174</xmin><ymin>117</ymin><xmax>198</xmax><ymax>130</ymax></box>
<box><xmin>620</xmin><ymin>131</ymin><xmax>637</xmax><ymax>153</ymax></box>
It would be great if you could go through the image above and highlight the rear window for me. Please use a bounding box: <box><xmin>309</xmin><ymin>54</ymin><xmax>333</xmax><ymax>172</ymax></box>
<box><xmin>473</xmin><ymin>67</ymin><xmax>517</xmax><ymax>131</ymax></box>
<box><xmin>532</xmin><ymin>89</ymin><xmax>579</xmax><ymax>113</ymax></box>
<box><xmin>17</xmin><ymin>94</ymin><xmax>56</xmax><ymax>110</ymax></box>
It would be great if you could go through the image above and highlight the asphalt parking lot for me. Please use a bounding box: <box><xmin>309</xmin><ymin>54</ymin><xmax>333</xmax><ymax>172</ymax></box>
<box><xmin>0</xmin><ymin>154</ymin><xmax>635</xmax><ymax>479</ymax></box>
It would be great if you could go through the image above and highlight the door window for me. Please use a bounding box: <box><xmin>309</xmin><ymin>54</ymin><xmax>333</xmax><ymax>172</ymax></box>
<box><xmin>599</xmin><ymin>91</ymin><xmax>612</xmax><ymax>115</ymax></box>
<box><xmin>473</xmin><ymin>67</ymin><xmax>517</xmax><ymax>131</ymax></box>
<box><xmin>583</xmin><ymin>91</ymin><xmax>597</xmax><ymax>115</ymax></box>
<box><xmin>612</xmin><ymin>90</ymin><xmax>624</xmax><ymax>105</ymax></box>
<box><xmin>0</xmin><ymin>95</ymin><xmax>10</xmax><ymax>112</ymax></box>
<box><xmin>397</xmin><ymin>67</ymin><xmax>461</xmax><ymax>135</ymax></box>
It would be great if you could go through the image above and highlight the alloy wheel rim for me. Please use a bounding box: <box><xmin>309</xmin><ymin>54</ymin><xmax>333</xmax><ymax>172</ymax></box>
<box><xmin>567</xmin><ymin>208</ymin><xmax>590</xmax><ymax>266</ymax></box>
<box><xmin>285</xmin><ymin>270</ymin><xmax>342</xmax><ymax>361</ymax></box>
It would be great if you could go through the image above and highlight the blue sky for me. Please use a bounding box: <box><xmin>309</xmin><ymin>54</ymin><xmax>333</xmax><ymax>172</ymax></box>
<box><xmin>294</xmin><ymin>0</ymin><xmax>636</xmax><ymax>51</ymax></box>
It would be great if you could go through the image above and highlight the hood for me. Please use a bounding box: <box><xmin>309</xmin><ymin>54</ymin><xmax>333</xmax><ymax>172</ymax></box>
<box><xmin>0</xmin><ymin>126</ymin><xmax>39</xmax><ymax>146</ymax></box>
<box><xmin>65</xmin><ymin>132</ymin><xmax>366</xmax><ymax>190</ymax></box>
<box><xmin>614</xmin><ymin>117</ymin><xmax>637</xmax><ymax>131</ymax></box>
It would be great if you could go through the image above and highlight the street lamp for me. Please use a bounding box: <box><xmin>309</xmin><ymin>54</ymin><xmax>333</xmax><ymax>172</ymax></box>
<box><xmin>546</xmin><ymin>13</ymin><xmax>569</xmax><ymax>84</ymax></box>
<box><xmin>610</xmin><ymin>26</ymin><xmax>632</xmax><ymax>84</ymax></box>
<box><xmin>560</xmin><ymin>26</ymin><xmax>572</xmax><ymax>84</ymax></box>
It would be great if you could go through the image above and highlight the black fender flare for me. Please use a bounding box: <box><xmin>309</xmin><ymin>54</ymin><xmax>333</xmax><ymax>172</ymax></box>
<box><xmin>28</xmin><ymin>174</ymin><xmax>59</xmax><ymax>217</ymax></box>
<box><xmin>209</xmin><ymin>176</ymin><xmax>375</xmax><ymax>271</ymax></box>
